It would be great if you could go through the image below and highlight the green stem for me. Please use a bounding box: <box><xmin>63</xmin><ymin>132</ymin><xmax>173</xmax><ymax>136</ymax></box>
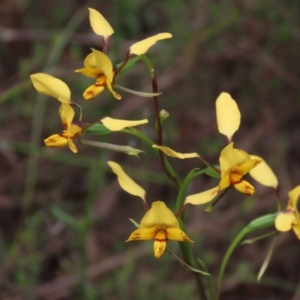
<box><xmin>139</xmin><ymin>54</ymin><xmax>179</xmax><ymax>187</ymax></box>
<box><xmin>122</xmin><ymin>128</ymin><xmax>180</xmax><ymax>186</ymax></box>
<box><xmin>178</xmin><ymin>229</ymin><xmax>208</xmax><ymax>300</ymax></box>
<box><xmin>113</xmin><ymin>51</ymin><xmax>131</xmax><ymax>80</ymax></box>
<box><xmin>216</xmin><ymin>213</ymin><xmax>277</xmax><ymax>299</ymax></box>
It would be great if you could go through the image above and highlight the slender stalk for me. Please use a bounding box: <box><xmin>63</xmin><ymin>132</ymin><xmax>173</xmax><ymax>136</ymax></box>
<box><xmin>140</xmin><ymin>54</ymin><xmax>179</xmax><ymax>187</ymax></box>
<box><xmin>179</xmin><ymin>240</ymin><xmax>208</xmax><ymax>300</ymax></box>
<box><xmin>102</xmin><ymin>37</ymin><xmax>108</xmax><ymax>55</ymax></box>
<box><xmin>197</xmin><ymin>155</ymin><xmax>221</xmax><ymax>175</ymax></box>
<box><xmin>113</xmin><ymin>51</ymin><xmax>131</xmax><ymax>80</ymax></box>
<box><xmin>275</xmin><ymin>185</ymin><xmax>281</xmax><ymax>211</ymax></box>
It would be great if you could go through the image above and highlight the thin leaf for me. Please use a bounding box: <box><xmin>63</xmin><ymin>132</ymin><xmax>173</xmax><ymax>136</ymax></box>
<box><xmin>50</xmin><ymin>206</ymin><xmax>78</xmax><ymax>228</ymax></box>
<box><xmin>85</xmin><ymin>124</ymin><xmax>112</xmax><ymax>135</ymax></box>
<box><xmin>166</xmin><ymin>248</ymin><xmax>210</xmax><ymax>276</ymax></box>
<box><xmin>114</xmin><ymin>84</ymin><xmax>162</xmax><ymax>97</ymax></box>
<box><xmin>115</xmin><ymin>56</ymin><xmax>143</xmax><ymax>75</ymax></box>
<box><xmin>203</xmin><ymin>165</ymin><xmax>221</xmax><ymax>178</ymax></box>
<box><xmin>241</xmin><ymin>231</ymin><xmax>277</xmax><ymax>245</ymax></box>
<box><xmin>128</xmin><ymin>218</ymin><xmax>140</xmax><ymax>228</ymax></box>
<box><xmin>216</xmin><ymin>213</ymin><xmax>277</xmax><ymax>300</ymax></box>
<box><xmin>197</xmin><ymin>259</ymin><xmax>216</xmax><ymax>300</ymax></box>
<box><xmin>205</xmin><ymin>188</ymin><xmax>231</xmax><ymax>212</ymax></box>
<box><xmin>81</xmin><ymin>139</ymin><xmax>144</xmax><ymax>157</ymax></box>
<box><xmin>176</xmin><ymin>168</ymin><xmax>200</xmax><ymax>212</ymax></box>
<box><xmin>257</xmin><ymin>235</ymin><xmax>278</xmax><ymax>282</ymax></box>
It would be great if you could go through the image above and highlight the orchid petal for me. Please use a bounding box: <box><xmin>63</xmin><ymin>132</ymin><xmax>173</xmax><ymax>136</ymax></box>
<box><xmin>167</xmin><ymin>228</ymin><xmax>193</xmax><ymax>242</ymax></box>
<box><xmin>249</xmin><ymin>155</ymin><xmax>278</xmax><ymax>188</ymax></box>
<box><xmin>292</xmin><ymin>222</ymin><xmax>300</xmax><ymax>239</ymax></box>
<box><xmin>91</xmin><ymin>49</ymin><xmax>114</xmax><ymax>82</ymax></box>
<box><xmin>126</xmin><ymin>227</ymin><xmax>155</xmax><ymax>241</ymax></box>
<box><xmin>153</xmin><ymin>232</ymin><xmax>167</xmax><ymax>258</ymax></box>
<box><xmin>44</xmin><ymin>134</ymin><xmax>68</xmax><ymax>147</ymax></box>
<box><xmin>106</xmin><ymin>80</ymin><xmax>122</xmax><ymax>100</ymax></box>
<box><xmin>233</xmin><ymin>179</ymin><xmax>255</xmax><ymax>195</ymax></box>
<box><xmin>234</xmin><ymin>157</ymin><xmax>261</xmax><ymax>176</ymax></box>
<box><xmin>59</xmin><ymin>103</ymin><xmax>75</xmax><ymax>128</ymax></box>
<box><xmin>219</xmin><ymin>143</ymin><xmax>250</xmax><ymax>174</ymax></box>
<box><xmin>88</xmin><ymin>8</ymin><xmax>114</xmax><ymax>39</ymax></box>
<box><xmin>140</xmin><ymin>201</ymin><xmax>179</xmax><ymax>228</ymax></box>
<box><xmin>107</xmin><ymin>161</ymin><xmax>146</xmax><ymax>201</ymax></box>
<box><xmin>216</xmin><ymin>92</ymin><xmax>241</xmax><ymax>142</ymax></box>
<box><xmin>75</xmin><ymin>65</ymin><xmax>101</xmax><ymax>78</ymax></box>
<box><xmin>30</xmin><ymin>73</ymin><xmax>70</xmax><ymax>103</ymax></box>
<box><xmin>82</xmin><ymin>84</ymin><xmax>105</xmax><ymax>100</ymax></box>
<box><xmin>184</xmin><ymin>187</ymin><xmax>219</xmax><ymax>205</ymax></box>
<box><xmin>152</xmin><ymin>145</ymin><xmax>198</xmax><ymax>159</ymax></box>
<box><xmin>101</xmin><ymin>117</ymin><xmax>148</xmax><ymax>131</ymax></box>
<box><xmin>275</xmin><ymin>212</ymin><xmax>295</xmax><ymax>232</ymax></box>
<box><xmin>67</xmin><ymin>137</ymin><xmax>78</xmax><ymax>153</ymax></box>
<box><xmin>129</xmin><ymin>33</ymin><xmax>172</xmax><ymax>55</ymax></box>
<box><xmin>288</xmin><ymin>185</ymin><xmax>300</xmax><ymax>208</ymax></box>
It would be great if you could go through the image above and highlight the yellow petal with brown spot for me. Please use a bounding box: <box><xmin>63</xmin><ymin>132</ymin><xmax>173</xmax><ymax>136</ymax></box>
<box><xmin>233</xmin><ymin>179</ymin><xmax>255</xmax><ymax>195</ymax></box>
<box><xmin>126</xmin><ymin>228</ymin><xmax>155</xmax><ymax>241</ymax></box>
<box><xmin>44</xmin><ymin>134</ymin><xmax>68</xmax><ymax>147</ymax></box>
<box><xmin>184</xmin><ymin>187</ymin><xmax>219</xmax><ymax>205</ymax></box>
<box><xmin>167</xmin><ymin>228</ymin><xmax>193</xmax><ymax>242</ymax></box>
<box><xmin>153</xmin><ymin>230</ymin><xmax>167</xmax><ymax>258</ymax></box>
<box><xmin>249</xmin><ymin>155</ymin><xmax>278</xmax><ymax>188</ymax></box>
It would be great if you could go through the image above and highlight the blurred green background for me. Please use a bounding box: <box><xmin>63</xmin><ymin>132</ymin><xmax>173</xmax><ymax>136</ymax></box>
<box><xmin>1</xmin><ymin>0</ymin><xmax>300</xmax><ymax>299</ymax></box>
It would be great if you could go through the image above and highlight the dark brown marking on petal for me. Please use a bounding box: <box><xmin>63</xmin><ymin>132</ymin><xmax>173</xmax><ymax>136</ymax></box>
<box><xmin>244</xmin><ymin>184</ymin><xmax>253</xmax><ymax>195</ymax></box>
<box><xmin>231</xmin><ymin>177</ymin><xmax>243</xmax><ymax>185</ymax></box>
<box><xmin>87</xmin><ymin>90</ymin><xmax>95</xmax><ymax>96</ymax></box>
<box><xmin>94</xmin><ymin>83</ymin><xmax>105</xmax><ymax>87</ymax></box>
<box><xmin>254</xmin><ymin>160</ymin><xmax>261</xmax><ymax>167</ymax></box>
<box><xmin>155</xmin><ymin>238</ymin><xmax>167</xmax><ymax>242</ymax></box>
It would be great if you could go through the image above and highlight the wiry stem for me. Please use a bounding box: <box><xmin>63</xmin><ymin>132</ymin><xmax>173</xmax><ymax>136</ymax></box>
<box><xmin>141</xmin><ymin>55</ymin><xmax>179</xmax><ymax>188</ymax></box>
<box><xmin>113</xmin><ymin>51</ymin><xmax>131</xmax><ymax>80</ymax></box>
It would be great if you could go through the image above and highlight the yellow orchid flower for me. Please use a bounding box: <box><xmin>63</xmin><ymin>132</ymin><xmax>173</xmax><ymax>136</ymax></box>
<box><xmin>216</xmin><ymin>93</ymin><xmax>279</xmax><ymax>189</ymax></box>
<box><xmin>185</xmin><ymin>143</ymin><xmax>261</xmax><ymax>205</ymax></box>
<box><xmin>44</xmin><ymin>103</ymin><xmax>83</xmax><ymax>153</ymax></box>
<box><xmin>275</xmin><ymin>186</ymin><xmax>300</xmax><ymax>239</ymax></box>
<box><xmin>30</xmin><ymin>73</ymin><xmax>71</xmax><ymax>104</ymax></box>
<box><xmin>127</xmin><ymin>201</ymin><xmax>193</xmax><ymax>259</ymax></box>
<box><xmin>107</xmin><ymin>161</ymin><xmax>193</xmax><ymax>258</ymax></box>
<box><xmin>75</xmin><ymin>49</ymin><xmax>121</xmax><ymax>100</ymax></box>
<box><xmin>77</xmin><ymin>8</ymin><xmax>172</xmax><ymax>101</ymax></box>
<box><xmin>45</xmin><ymin>113</ymin><xmax>148</xmax><ymax>153</ymax></box>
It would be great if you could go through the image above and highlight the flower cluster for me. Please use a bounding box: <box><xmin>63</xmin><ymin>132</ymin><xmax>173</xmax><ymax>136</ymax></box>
<box><xmin>30</xmin><ymin>8</ymin><xmax>171</xmax><ymax>153</ymax></box>
<box><xmin>29</xmin><ymin>7</ymin><xmax>300</xmax><ymax>271</ymax></box>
